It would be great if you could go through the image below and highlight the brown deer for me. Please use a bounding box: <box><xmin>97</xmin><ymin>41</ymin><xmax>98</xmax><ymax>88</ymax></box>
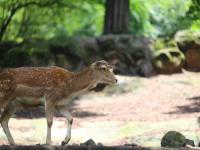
<box><xmin>0</xmin><ymin>60</ymin><xmax>117</xmax><ymax>145</ymax></box>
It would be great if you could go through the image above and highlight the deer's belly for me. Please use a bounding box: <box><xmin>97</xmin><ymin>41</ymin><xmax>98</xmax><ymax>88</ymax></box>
<box><xmin>15</xmin><ymin>84</ymin><xmax>46</xmax><ymax>106</ymax></box>
<box><xmin>16</xmin><ymin>96</ymin><xmax>45</xmax><ymax>106</ymax></box>
<box><xmin>15</xmin><ymin>84</ymin><xmax>45</xmax><ymax>97</ymax></box>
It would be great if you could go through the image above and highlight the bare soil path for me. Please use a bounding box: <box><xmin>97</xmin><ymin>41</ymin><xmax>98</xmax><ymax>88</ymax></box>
<box><xmin>0</xmin><ymin>70</ymin><xmax>200</xmax><ymax>146</ymax></box>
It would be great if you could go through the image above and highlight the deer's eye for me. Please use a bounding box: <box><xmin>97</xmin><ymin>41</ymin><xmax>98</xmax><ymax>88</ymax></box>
<box><xmin>101</xmin><ymin>67</ymin><xmax>107</xmax><ymax>71</ymax></box>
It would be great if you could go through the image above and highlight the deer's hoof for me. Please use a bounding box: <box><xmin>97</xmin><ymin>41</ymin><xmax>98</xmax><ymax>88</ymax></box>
<box><xmin>61</xmin><ymin>138</ymin><xmax>70</xmax><ymax>146</ymax></box>
<box><xmin>61</xmin><ymin>141</ymin><xmax>67</xmax><ymax>146</ymax></box>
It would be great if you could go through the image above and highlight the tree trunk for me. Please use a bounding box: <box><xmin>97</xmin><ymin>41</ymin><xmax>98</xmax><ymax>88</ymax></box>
<box><xmin>103</xmin><ymin>0</ymin><xmax>130</xmax><ymax>34</ymax></box>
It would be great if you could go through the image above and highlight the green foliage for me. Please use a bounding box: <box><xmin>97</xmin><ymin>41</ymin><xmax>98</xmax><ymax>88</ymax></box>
<box><xmin>0</xmin><ymin>0</ymin><xmax>199</xmax><ymax>43</ymax></box>
<box><xmin>186</xmin><ymin>0</ymin><xmax>200</xmax><ymax>32</ymax></box>
<box><xmin>130</xmin><ymin>0</ymin><xmax>154</xmax><ymax>36</ymax></box>
<box><xmin>130</xmin><ymin>0</ymin><xmax>193</xmax><ymax>38</ymax></box>
<box><xmin>186</xmin><ymin>0</ymin><xmax>200</xmax><ymax>21</ymax></box>
<box><xmin>153</xmin><ymin>38</ymin><xmax>177</xmax><ymax>51</ymax></box>
<box><xmin>0</xmin><ymin>0</ymin><xmax>104</xmax><ymax>42</ymax></box>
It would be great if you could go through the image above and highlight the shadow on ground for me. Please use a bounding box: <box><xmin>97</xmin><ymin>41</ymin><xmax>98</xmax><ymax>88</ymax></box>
<box><xmin>0</xmin><ymin>145</ymin><xmax>165</xmax><ymax>150</ymax></box>
<box><xmin>14</xmin><ymin>98</ymin><xmax>104</xmax><ymax>119</ymax></box>
<box><xmin>165</xmin><ymin>95</ymin><xmax>200</xmax><ymax>115</ymax></box>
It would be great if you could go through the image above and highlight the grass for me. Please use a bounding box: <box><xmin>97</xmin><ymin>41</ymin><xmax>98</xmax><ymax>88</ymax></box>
<box><xmin>117</xmin><ymin>118</ymin><xmax>200</xmax><ymax>147</ymax></box>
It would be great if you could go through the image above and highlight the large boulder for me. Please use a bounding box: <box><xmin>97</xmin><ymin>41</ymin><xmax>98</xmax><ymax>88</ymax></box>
<box><xmin>153</xmin><ymin>48</ymin><xmax>185</xmax><ymax>74</ymax></box>
<box><xmin>50</xmin><ymin>34</ymin><xmax>155</xmax><ymax>76</ymax></box>
<box><xmin>0</xmin><ymin>35</ymin><xmax>155</xmax><ymax>76</ymax></box>
<box><xmin>1</xmin><ymin>39</ymin><xmax>55</xmax><ymax>68</ymax></box>
<box><xmin>175</xmin><ymin>30</ymin><xmax>200</xmax><ymax>71</ymax></box>
<box><xmin>97</xmin><ymin>34</ymin><xmax>155</xmax><ymax>76</ymax></box>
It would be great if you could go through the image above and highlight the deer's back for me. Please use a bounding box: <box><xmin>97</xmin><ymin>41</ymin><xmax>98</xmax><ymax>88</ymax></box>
<box><xmin>0</xmin><ymin>71</ymin><xmax>15</xmax><ymax>94</ymax></box>
<box><xmin>0</xmin><ymin>67</ymin><xmax>73</xmax><ymax>97</ymax></box>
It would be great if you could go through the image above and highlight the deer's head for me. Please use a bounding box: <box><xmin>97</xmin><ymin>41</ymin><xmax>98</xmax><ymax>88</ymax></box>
<box><xmin>91</xmin><ymin>60</ymin><xmax>117</xmax><ymax>85</ymax></box>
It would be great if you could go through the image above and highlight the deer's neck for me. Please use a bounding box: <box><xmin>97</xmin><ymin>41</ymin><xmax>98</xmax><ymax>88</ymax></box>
<box><xmin>70</xmin><ymin>68</ymin><xmax>96</xmax><ymax>94</ymax></box>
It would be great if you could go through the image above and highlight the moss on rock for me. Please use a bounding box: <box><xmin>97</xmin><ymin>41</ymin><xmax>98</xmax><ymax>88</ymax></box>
<box><xmin>161</xmin><ymin>131</ymin><xmax>186</xmax><ymax>148</ymax></box>
<box><xmin>175</xmin><ymin>30</ymin><xmax>200</xmax><ymax>71</ymax></box>
<box><xmin>153</xmin><ymin>48</ymin><xmax>185</xmax><ymax>74</ymax></box>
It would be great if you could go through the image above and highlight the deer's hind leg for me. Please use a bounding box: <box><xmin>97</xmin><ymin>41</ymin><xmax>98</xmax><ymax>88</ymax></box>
<box><xmin>45</xmin><ymin>99</ymin><xmax>56</xmax><ymax>145</ymax></box>
<box><xmin>0</xmin><ymin>74</ymin><xmax>16</xmax><ymax>110</ymax></box>
<box><xmin>0</xmin><ymin>100</ymin><xmax>19</xmax><ymax>145</ymax></box>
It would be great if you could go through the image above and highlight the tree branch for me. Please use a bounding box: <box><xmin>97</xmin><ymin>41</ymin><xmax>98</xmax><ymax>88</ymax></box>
<box><xmin>16</xmin><ymin>8</ymin><xmax>30</xmax><ymax>38</ymax></box>
<box><xmin>0</xmin><ymin>0</ymin><xmax>58</xmax><ymax>42</ymax></box>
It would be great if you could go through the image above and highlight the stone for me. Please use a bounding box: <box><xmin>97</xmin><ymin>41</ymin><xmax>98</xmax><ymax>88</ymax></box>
<box><xmin>80</xmin><ymin>138</ymin><xmax>96</xmax><ymax>146</ymax></box>
<box><xmin>175</xmin><ymin>30</ymin><xmax>200</xmax><ymax>53</ymax></box>
<box><xmin>175</xmin><ymin>30</ymin><xmax>200</xmax><ymax>71</ymax></box>
<box><xmin>153</xmin><ymin>48</ymin><xmax>185</xmax><ymax>74</ymax></box>
<box><xmin>97</xmin><ymin>34</ymin><xmax>155</xmax><ymax>76</ymax></box>
<box><xmin>185</xmin><ymin>138</ymin><xmax>195</xmax><ymax>147</ymax></box>
<box><xmin>97</xmin><ymin>142</ymin><xmax>103</xmax><ymax>146</ymax></box>
<box><xmin>185</xmin><ymin>48</ymin><xmax>200</xmax><ymax>71</ymax></box>
<box><xmin>124</xmin><ymin>143</ymin><xmax>138</xmax><ymax>147</ymax></box>
<box><xmin>161</xmin><ymin>131</ymin><xmax>186</xmax><ymax>148</ymax></box>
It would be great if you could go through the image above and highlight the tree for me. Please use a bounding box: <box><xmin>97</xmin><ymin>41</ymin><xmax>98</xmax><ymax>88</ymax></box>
<box><xmin>186</xmin><ymin>0</ymin><xmax>200</xmax><ymax>20</ymax></box>
<box><xmin>0</xmin><ymin>0</ymin><xmax>59</xmax><ymax>42</ymax></box>
<box><xmin>103</xmin><ymin>0</ymin><xmax>130</xmax><ymax>34</ymax></box>
<box><xmin>0</xmin><ymin>0</ymin><xmax>104</xmax><ymax>42</ymax></box>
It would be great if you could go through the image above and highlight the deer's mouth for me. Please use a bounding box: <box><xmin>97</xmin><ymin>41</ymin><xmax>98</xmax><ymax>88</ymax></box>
<box><xmin>102</xmin><ymin>78</ymin><xmax>117</xmax><ymax>85</ymax></box>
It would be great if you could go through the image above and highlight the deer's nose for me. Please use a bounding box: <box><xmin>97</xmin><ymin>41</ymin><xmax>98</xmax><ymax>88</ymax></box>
<box><xmin>115</xmin><ymin>79</ymin><xmax>118</xmax><ymax>83</ymax></box>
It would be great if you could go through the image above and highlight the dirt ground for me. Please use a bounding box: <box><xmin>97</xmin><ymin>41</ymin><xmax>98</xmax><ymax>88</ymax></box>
<box><xmin>0</xmin><ymin>70</ymin><xmax>200</xmax><ymax>146</ymax></box>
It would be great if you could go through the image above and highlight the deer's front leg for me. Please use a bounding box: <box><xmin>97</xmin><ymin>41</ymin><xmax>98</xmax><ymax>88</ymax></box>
<box><xmin>45</xmin><ymin>100</ymin><xmax>55</xmax><ymax>145</ymax></box>
<box><xmin>0</xmin><ymin>100</ymin><xmax>19</xmax><ymax>145</ymax></box>
<box><xmin>56</xmin><ymin>105</ymin><xmax>73</xmax><ymax>145</ymax></box>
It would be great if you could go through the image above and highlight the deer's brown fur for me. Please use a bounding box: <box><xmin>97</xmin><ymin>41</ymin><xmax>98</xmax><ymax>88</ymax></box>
<box><xmin>0</xmin><ymin>60</ymin><xmax>117</xmax><ymax>145</ymax></box>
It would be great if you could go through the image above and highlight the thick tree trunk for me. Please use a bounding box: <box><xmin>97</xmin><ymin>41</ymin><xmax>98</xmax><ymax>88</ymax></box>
<box><xmin>103</xmin><ymin>0</ymin><xmax>130</xmax><ymax>34</ymax></box>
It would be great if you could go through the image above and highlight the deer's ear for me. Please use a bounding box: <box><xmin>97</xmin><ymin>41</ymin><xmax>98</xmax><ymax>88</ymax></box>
<box><xmin>91</xmin><ymin>62</ymin><xmax>98</xmax><ymax>69</ymax></box>
<box><xmin>91</xmin><ymin>60</ymin><xmax>107</xmax><ymax>69</ymax></box>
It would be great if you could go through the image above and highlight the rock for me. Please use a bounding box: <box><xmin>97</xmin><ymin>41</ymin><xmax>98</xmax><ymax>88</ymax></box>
<box><xmin>137</xmin><ymin>59</ymin><xmax>156</xmax><ymax>76</ymax></box>
<box><xmin>185</xmin><ymin>48</ymin><xmax>200</xmax><ymax>71</ymax></box>
<box><xmin>153</xmin><ymin>48</ymin><xmax>185</xmax><ymax>74</ymax></box>
<box><xmin>0</xmin><ymin>35</ymin><xmax>155</xmax><ymax>76</ymax></box>
<box><xmin>175</xmin><ymin>30</ymin><xmax>200</xmax><ymax>71</ymax></box>
<box><xmin>175</xmin><ymin>30</ymin><xmax>200</xmax><ymax>53</ymax></box>
<box><xmin>55</xmin><ymin>54</ymin><xmax>71</xmax><ymax>68</ymax></box>
<box><xmin>97</xmin><ymin>34</ymin><xmax>155</xmax><ymax>76</ymax></box>
<box><xmin>185</xmin><ymin>138</ymin><xmax>195</xmax><ymax>147</ymax></box>
<box><xmin>97</xmin><ymin>142</ymin><xmax>103</xmax><ymax>146</ymax></box>
<box><xmin>80</xmin><ymin>138</ymin><xmax>96</xmax><ymax>146</ymax></box>
<box><xmin>69</xmin><ymin>36</ymin><xmax>101</xmax><ymax>64</ymax></box>
<box><xmin>161</xmin><ymin>131</ymin><xmax>186</xmax><ymax>148</ymax></box>
<box><xmin>124</xmin><ymin>143</ymin><xmax>138</xmax><ymax>147</ymax></box>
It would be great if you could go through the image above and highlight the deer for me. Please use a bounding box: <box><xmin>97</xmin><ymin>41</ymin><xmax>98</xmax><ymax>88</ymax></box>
<box><xmin>0</xmin><ymin>60</ymin><xmax>117</xmax><ymax>145</ymax></box>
